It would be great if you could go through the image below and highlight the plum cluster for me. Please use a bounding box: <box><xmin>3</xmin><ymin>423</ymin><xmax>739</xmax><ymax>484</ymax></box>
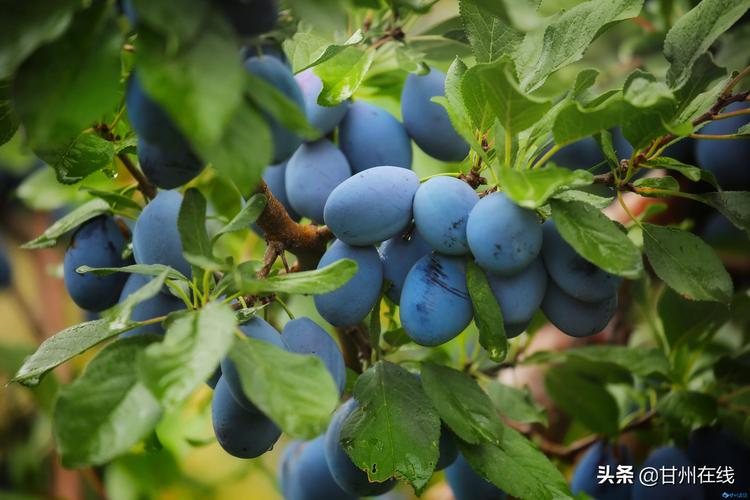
<box><xmin>212</xmin><ymin>316</ymin><xmax>346</xmax><ymax>459</ymax></box>
<box><xmin>313</xmin><ymin>170</ymin><xmax>620</xmax><ymax>345</ymax></box>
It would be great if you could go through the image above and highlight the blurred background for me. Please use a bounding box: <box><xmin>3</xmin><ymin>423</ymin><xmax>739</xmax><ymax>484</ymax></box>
<box><xmin>1</xmin><ymin>0</ymin><xmax>749</xmax><ymax>498</ymax></box>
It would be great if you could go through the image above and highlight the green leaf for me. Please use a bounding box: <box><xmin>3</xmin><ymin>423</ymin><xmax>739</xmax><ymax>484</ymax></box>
<box><xmin>54</xmin><ymin>336</ymin><xmax>162</xmax><ymax>468</ymax></box>
<box><xmin>550</xmin><ymin>199</ymin><xmax>643</xmax><ymax>278</ymax></box>
<box><xmin>314</xmin><ymin>46</ymin><xmax>375</xmax><ymax>106</ymax></box>
<box><xmin>553</xmin><ymin>189</ymin><xmax>613</xmax><ymax>209</ymax></box>
<box><xmin>421</xmin><ymin>363</ymin><xmax>504</xmax><ymax>445</ymax></box>
<box><xmin>468</xmin><ymin>0</ymin><xmax>542</xmax><ymax>31</ymax></box>
<box><xmin>108</xmin><ymin>271</ymin><xmax>171</xmax><ymax>330</ymax></box>
<box><xmin>567</xmin><ymin>345</ymin><xmax>670</xmax><ymax>378</ymax></box>
<box><xmin>500</xmin><ymin>166</ymin><xmax>593</xmax><ymax>209</ymax></box>
<box><xmin>177</xmin><ymin>188</ymin><xmax>217</xmax><ymax>272</ymax></box>
<box><xmin>0</xmin><ymin>79</ymin><xmax>18</xmax><ymax>146</ymax></box>
<box><xmin>633</xmin><ymin>175</ymin><xmax>680</xmax><ymax>195</ymax></box>
<box><xmin>673</xmin><ymin>53</ymin><xmax>728</xmax><ymax>124</ymax></box>
<box><xmin>664</xmin><ymin>0</ymin><xmax>750</xmax><ymax>88</ymax></box>
<box><xmin>459</xmin><ymin>0</ymin><xmax>523</xmax><ymax>63</ymax></box>
<box><xmin>35</xmin><ymin>132</ymin><xmax>115</xmax><ymax>185</ymax></box>
<box><xmin>642</xmin><ymin>223</ymin><xmax>733</xmax><ymax>303</ymax></box>
<box><xmin>244</xmin><ymin>73</ymin><xmax>318</xmax><ymax>140</ymax></box>
<box><xmin>341</xmin><ymin>361</ymin><xmax>440</xmax><ymax>494</ymax></box>
<box><xmin>643</xmin><ymin>156</ymin><xmax>719</xmax><ymax>189</ymax></box>
<box><xmin>13</xmin><ymin>2</ymin><xmax>121</xmax><ymax>147</ymax></box>
<box><xmin>0</xmin><ymin>0</ymin><xmax>77</xmax><ymax>79</ymax></box>
<box><xmin>516</xmin><ymin>0</ymin><xmax>644</xmax><ymax>91</ymax></box>
<box><xmin>12</xmin><ymin>320</ymin><xmax>130</xmax><ymax>386</ymax></box>
<box><xmin>283</xmin><ymin>28</ymin><xmax>365</xmax><ymax>73</ymax></box>
<box><xmin>202</xmin><ymin>101</ymin><xmax>272</xmax><ymax>196</ymax></box>
<box><xmin>458</xmin><ymin>427</ymin><xmax>572</xmax><ymax>499</ymax></box>
<box><xmin>545</xmin><ymin>365</ymin><xmax>620</xmax><ymax>436</ymax></box>
<box><xmin>237</xmin><ymin>259</ymin><xmax>357</xmax><ymax>295</ymax></box>
<box><xmin>22</xmin><ymin>198</ymin><xmax>111</xmax><ymax>249</ymax></box>
<box><xmin>704</xmin><ymin>191</ymin><xmax>750</xmax><ymax>237</ymax></box>
<box><xmin>466</xmin><ymin>259</ymin><xmax>507</xmax><ymax>362</ymax></box>
<box><xmin>658</xmin><ymin>288</ymin><xmax>730</xmax><ymax>348</ymax></box>
<box><xmin>130</xmin><ymin>0</ymin><xmax>209</xmax><ymax>40</ymax></box>
<box><xmin>83</xmin><ymin>188</ymin><xmax>143</xmax><ymax>212</ymax></box>
<box><xmin>462</xmin><ymin>57</ymin><xmax>552</xmax><ymax>134</ymax></box>
<box><xmin>211</xmin><ymin>193</ymin><xmax>267</xmax><ymax>244</ymax></box>
<box><xmin>228</xmin><ymin>336</ymin><xmax>339</xmax><ymax>439</ymax></box>
<box><xmin>77</xmin><ymin>264</ymin><xmax>187</xmax><ymax>284</ymax></box>
<box><xmin>484</xmin><ymin>381</ymin><xmax>548</xmax><ymax>425</ymax></box>
<box><xmin>552</xmin><ymin>90</ymin><xmax>625</xmax><ymax>146</ymax></box>
<box><xmin>137</xmin><ymin>302</ymin><xmax>236</xmax><ymax>409</ymax></box>
<box><xmin>657</xmin><ymin>391</ymin><xmax>717</xmax><ymax>427</ymax></box>
<box><xmin>135</xmin><ymin>6</ymin><xmax>243</xmax><ymax>151</ymax></box>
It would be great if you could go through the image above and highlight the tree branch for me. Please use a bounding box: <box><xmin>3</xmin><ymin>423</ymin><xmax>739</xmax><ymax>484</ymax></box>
<box><xmin>117</xmin><ymin>153</ymin><xmax>157</xmax><ymax>200</ymax></box>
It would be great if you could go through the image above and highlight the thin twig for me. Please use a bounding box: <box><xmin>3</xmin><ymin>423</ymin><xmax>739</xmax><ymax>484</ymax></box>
<box><xmin>117</xmin><ymin>153</ymin><xmax>156</xmax><ymax>199</ymax></box>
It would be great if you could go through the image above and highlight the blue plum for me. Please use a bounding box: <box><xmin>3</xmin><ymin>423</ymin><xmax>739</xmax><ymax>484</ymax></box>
<box><xmin>413</xmin><ymin>176</ymin><xmax>479</xmax><ymax>255</ymax></box>
<box><xmin>571</xmin><ymin>441</ymin><xmax>632</xmax><ymax>500</ymax></box>
<box><xmin>445</xmin><ymin>453</ymin><xmax>507</xmax><ymax>500</ymax></box>
<box><xmin>244</xmin><ymin>55</ymin><xmax>305</xmax><ymax>163</ymax></box>
<box><xmin>436</xmin><ymin>424</ymin><xmax>459</xmax><ymax>471</ymax></box>
<box><xmin>378</xmin><ymin>232</ymin><xmax>432</xmax><ymax>303</ymax></box>
<box><xmin>137</xmin><ymin>137</ymin><xmax>204</xmax><ymax>190</ymax></box>
<box><xmin>263</xmin><ymin>161</ymin><xmax>299</xmax><ymax>220</ymax></box>
<box><xmin>324</xmin><ymin>399</ymin><xmax>396</xmax><ymax>496</ymax></box>
<box><xmin>281</xmin><ymin>436</ymin><xmax>357</xmax><ymax>500</ymax></box>
<box><xmin>126</xmin><ymin>73</ymin><xmax>187</xmax><ymax>151</ymax></box>
<box><xmin>211</xmin><ymin>377</ymin><xmax>281</xmax><ymax>459</ymax></box>
<box><xmin>118</xmin><ymin>274</ymin><xmax>186</xmax><ymax>336</ymax></box>
<box><xmin>400</xmin><ymin>253</ymin><xmax>473</xmax><ymax>346</ymax></box>
<box><xmin>401</xmin><ymin>69</ymin><xmax>469</xmax><ymax>162</ymax></box>
<box><xmin>466</xmin><ymin>192</ymin><xmax>542</xmax><ymax>275</ymax></box>
<box><xmin>541</xmin><ymin>221</ymin><xmax>621</xmax><ymax>302</ymax></box>
<box><xmin>295</xmin><ymin>68</ymin><xmax>348</xmax><ymax>135</ymax></box>
<box><xmin>221</xmin><ymin>316</ymin><xmax>287</xmax><ymax>412</ymax></box>
<box><xmin>688</xmin><ymin>427</ymin><xmax>750</xmax><ymax>496</ymax></box>
<box><xmin>242</xmin><ymin>43</ymin><xmax>288</xmax><ymax>66</ymax></box>
<box><xmin>549</xmin><ymin>137</ymin><xmax>606</xmax><ymax>171</ymax></box>
<box><xmin>541</xmin><ymin>281</ymin><xmax>617</xmax><ymax>337</ymax></box>
<box><xmin>64</xmin><ymin>216</ymin><xmax>134</xmax><ymax>312</ymax></box>
<box><xmin>338</xmin><ymin>101</ymin><xmax>413</xmax><ymax>173</ymax></box>
<box><xmin>504</xmin><ymin>320</ymin><xmax>530</xmax><ymax>339</ymax></box>
<box><xmin>487</xmin><ymin>257</ymin><xmax>547</xmax><ymax>326</ymax></box>
<box><xmin>632</xmin><ymin>446</ymin><xmax>703</xmax><ymax>500</ymax></box>
<box><xmin>314</xmin><ymin>240</ymin><xmax>383</xmax><ymax>327</ymax></box>
<box><xmin>280</xmin><ymin>440</ymin><xmax>304</xmax><ymax>499</ymax></box>
<box><xmin>132</xmin><ymin>190</ymin><xmax>192</xmax><ymax>278</ymax></box>
<box><xmin>286</xmin><ymin>140</ymin><xmax>351</xmax><ymax>222</ymax></box>
<box><xmin>695</xmin><ymin>102</ymin><xmax>750</xmax><ymax>189</ymax></box>
<box><xmin>613</xmin><ymin>127</ymin><xmax>694</xmax><ymax>164</ymax></box>
<box><xmin>324</xmin><ymin>166</ymin><xmax>419</xmax><ymax>246</ymax></box>
<box><xmin>282</xmin><ymin>317</ymin><xmax>346</xmax><ymax>395</ymax></box>
<box><xmin>215</xmin><ymin>0</ymin><xmax>278</xmax><ymax>36</ymax></box>
<box><xmin>0</xmin><ymin>241</ymin><xmax>11</xmax><ymax>288</ymax></box>
<box><xmin>206</xmin><ymin>367</ymin><xmax>222</xmax><ymax>389</ymax></box>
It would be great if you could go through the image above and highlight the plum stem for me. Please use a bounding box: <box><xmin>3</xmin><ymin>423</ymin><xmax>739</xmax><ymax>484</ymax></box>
<box><xmin>117</xmin><ymin>153</ymin><xmax>157</xmax><ymax>200</ymax></box>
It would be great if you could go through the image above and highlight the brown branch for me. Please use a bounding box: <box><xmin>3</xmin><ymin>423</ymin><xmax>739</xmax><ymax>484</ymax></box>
<box><xmin>253</xmin><ymin>180</ymin><xmax>333</xmax><ymax>270</ymax></box>
<box><xmin>117</xmin><ymin>153</ymin><xmax>156</xmax><ymax>200</ymax></box>
<box><xmin>336</xmin><ymin>325</ymin><xmax>369</xmax><ymax>374</ymax></box>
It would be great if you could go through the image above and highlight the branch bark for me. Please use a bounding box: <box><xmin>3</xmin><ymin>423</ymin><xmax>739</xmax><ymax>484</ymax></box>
<box><xmin>117</xmin><ymin>153</ymin><xmax>156</xmax><ymax>200</ymax></box>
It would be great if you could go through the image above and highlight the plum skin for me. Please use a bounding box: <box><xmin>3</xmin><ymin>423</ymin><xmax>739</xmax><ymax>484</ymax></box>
<box><xmin>215</xmin><ymin>0</ymin><xmax>279</xmax><ymax>37</ymax></box>
<box><xmin>487</xmin><ymin>257</ymin><xmax>547</xmax><ymax>326</ymax></box>
<box><xmin>542</xmin><ymin>220</ymin><xmax>621</xmax><ymax>303</ymax></box>
<box><xmin>466</xmin><ymin>192</ymin><xmax>543</xmax><ymax>276</ymax></box>
<box><xmin>0</xmin><ymin>242</ymin><xmax>11</xmax><ymax>288</ymax></box>
<box><xmin>314</xmin><ymin>240</ymin><xmax>383</xmax><ymax>327</ymax></box>
<box><xmin>280</xmin><ymin>436</ymin><xmax>357</xmax><ymax>500</ymax></box>
<box><xmin>632</xmin><ymin>446</ymin><xmax>703</xmax><ymax>500</ymax></box>
<box><xmin>118</xmin><ymin>274</ymin><xmax>186</xmax><ymax>337</ymax></box>
<box><xmin>401</xmin><ymin>68</ymin><xmax>469</xmax><ymax>162</ymax></box>
<box><xmin>378</xmin><ymin>232</ymin><xmax>432</xmax><ymax>304</ymax></box>
<box><xmin>571</xmin><ymin>441</ymin><xmax>631</xmax><ymax>500</ymax></box>
<box><xmin>324</xmin><ymin>399</ymin><xmax>396</xmax><ymax>496</ymax></box>
<box><xmin>137</xmin><ymin>137</ymin><xmax>204</xmax><ymax>190</ymax></box>
<box><xmin>338</xmin><ymin>101</ymin><xmax>413</xmax><ymax>173</ymax></box>
<box><xmin>286</xmin><ymin>140</ymin><xmax>352</xmax><ymax>223</ymax></box>
<box><xmin>282</xmin><ymin>317</ymin><xmax>347</xmax><ymax>395</ymax></box>
<box><xmin>211</xmin><ymin>377</ymin><xmax>281</xmax><ymax>459</ymax></box>
<box><xmin>244</xmin><ymin>55</ymin><xmax>305</xmax><ymax>163</ymax></box>
<box><xmin>132</xmin><ymin>190</ymin><xmax>192</xmax><ymax>278</ymax></box>
<box><xmin>445</xmin><ymin>453</ymin><xmax>507</xmax><ymax>500</ymax></box>
<box><xmin>220</xmin><ymin>316</ymin><xmax>287</xmax><ymax>412</ymax></box>
<box><xmin>549</xmin><ymin>137</ymin><xmax>606</xmax><ymax>171</ymax></box>
<box><xmin>695</xmin><ymin>102</ymin><xmax>750</xmax><ymax>190</ymax></box>
<box><xmin>541</xmin><ymin>280</ymin><xmax>617</xmax><ymax>338</ymax></box>
<box><xmin>64</xmin><ymin>216</ymin><xmax>134</xmax><ymax>312</ymax></box>
<box><xmin>400</xmin><ymin>253</ymin><xmax>473</xmax><ymax>346</ymax></box>
<box><xmin>413</xmin><ymin>176</ymin><xmax>479</xmax><ymax>255</ymax></box>
<box><xmin>295</xmin><ymin>68</ymin><xmax>349</xmax><ymax>135</ymax></box>
<box><xmin>324</xmin><ymin>166</ymin><xmax>419</xmax><ymax>246</ymax></box>
<box><xmin>126</xmin><ymin>73</ymin><xmax>187</xmax><ymax>152</ymax></box>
